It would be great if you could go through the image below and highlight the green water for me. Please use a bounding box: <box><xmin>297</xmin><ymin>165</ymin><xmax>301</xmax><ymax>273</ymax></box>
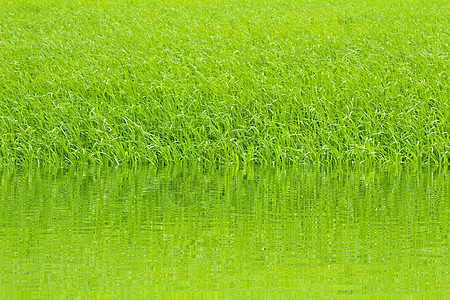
<box><xmin>0</xmin><ymin>166</ymin><xmax>448</xmax><ymax>299</ymax></box>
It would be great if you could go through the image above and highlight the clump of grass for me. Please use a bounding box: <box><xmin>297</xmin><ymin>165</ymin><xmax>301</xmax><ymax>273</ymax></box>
<box><xmin>0</xmin><ymin>0</ymin><xmax>449</xmax><ymax>166</ymax></box>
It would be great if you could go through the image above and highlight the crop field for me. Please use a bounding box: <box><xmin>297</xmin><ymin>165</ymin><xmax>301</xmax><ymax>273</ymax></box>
<box><xmin>0</xmin><ymin>0</ymin><xmax>449</xmax><ymax>166</ymax></box>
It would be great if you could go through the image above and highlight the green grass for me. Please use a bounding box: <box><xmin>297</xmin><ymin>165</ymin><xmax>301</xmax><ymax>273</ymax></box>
<box><xmin>0</xmin><ymin>0</ymin><xmax>449</xmax><ymax>166</ymax></box>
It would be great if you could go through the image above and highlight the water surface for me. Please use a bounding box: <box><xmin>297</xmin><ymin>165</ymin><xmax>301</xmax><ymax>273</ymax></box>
<box><xmin>0</xmin><ymin>166</ymin><xmax>448</xmax><ymax>298</ymax></box>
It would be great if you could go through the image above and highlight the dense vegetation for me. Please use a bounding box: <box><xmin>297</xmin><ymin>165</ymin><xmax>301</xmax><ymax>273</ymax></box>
<box><xmin>0</xmin><ymin>0</ymin><xmax>449</xmax><ymax>166</ymax></box>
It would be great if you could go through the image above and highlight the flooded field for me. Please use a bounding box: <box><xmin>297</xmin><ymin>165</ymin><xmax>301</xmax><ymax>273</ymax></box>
<box><xmin>0</xmin><ymin>166</ymin><xmax>448</xmax><ymax>298</ymax></box>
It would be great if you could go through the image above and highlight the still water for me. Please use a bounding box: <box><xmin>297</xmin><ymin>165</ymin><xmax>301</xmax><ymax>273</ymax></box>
<box><xmin>0</xmin><ymin>166</ymin><xmax>448</xmax><ymax>299</ymax></box>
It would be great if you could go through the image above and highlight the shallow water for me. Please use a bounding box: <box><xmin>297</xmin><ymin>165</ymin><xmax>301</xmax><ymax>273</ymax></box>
<box><xmin>0</xmin><ymin>166</ymin><xmax>448</xmax><ymax>299</ymax></box>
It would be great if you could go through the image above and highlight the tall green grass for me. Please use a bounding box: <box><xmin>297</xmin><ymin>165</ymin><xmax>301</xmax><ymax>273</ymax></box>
<box><xmin>0</xmin><ymin>0</ymin><xmax>449</xmax><ymax>166</ymax></box>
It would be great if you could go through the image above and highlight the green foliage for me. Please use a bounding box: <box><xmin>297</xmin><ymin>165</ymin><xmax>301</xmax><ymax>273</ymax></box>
<box><xmin>0</xmin><ymin>0</ymin><xmax>449</xmax><ymax>166</ymax></box>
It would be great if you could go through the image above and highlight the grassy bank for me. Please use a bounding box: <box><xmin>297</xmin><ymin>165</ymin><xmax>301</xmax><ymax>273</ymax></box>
<box><xmin>0</xmin><ymin>0</ymin><xmax>449</xmax><ymax>166</ymax></box>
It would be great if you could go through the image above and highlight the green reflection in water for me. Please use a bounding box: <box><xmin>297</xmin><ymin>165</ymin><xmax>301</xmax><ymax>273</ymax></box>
<box><xmin>0</xmin><ymin>166</ymin><xmax>448</xmax><ymax>299</ymax></box>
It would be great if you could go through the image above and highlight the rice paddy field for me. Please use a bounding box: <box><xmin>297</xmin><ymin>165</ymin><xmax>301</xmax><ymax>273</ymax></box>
<box><xmin>1</xmin><ymin>1</ymin><xmax>450</xmax><ymax>298</ymax></box>
<box><xmin>0</xmin><ymin>0</ymin><xmax>449</xmax><ymax>166</ymax></box>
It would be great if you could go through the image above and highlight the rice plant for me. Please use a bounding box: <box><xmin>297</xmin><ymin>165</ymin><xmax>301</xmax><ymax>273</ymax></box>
<box><xmin>0</xmin><ymin>0</ymin><xmax>449</xmax><ymax>166</ymax></box>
